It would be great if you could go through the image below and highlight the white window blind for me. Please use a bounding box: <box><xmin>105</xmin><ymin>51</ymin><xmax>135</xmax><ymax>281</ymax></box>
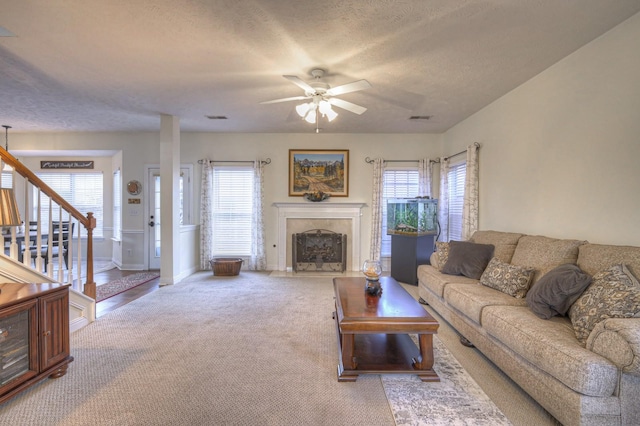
<box><xmin>381</xmin><ymin>169</ymin><xmax>419</xmax><ymax>256</ymax></box>
<box><xmin>34</xmin><ymin>172</ymin><xmax>104</xmax><ymax>238</ymax></box>
<box><xmin>1</xmin><ymin>171</ymin><xmax>13</xmax><ymax>188</ymax></box>
<box><xmin>113</xmin><ymin>169</ymin><xmax>121</xmax><ymax>241</ymax></box>
<box><xmin>212</xmin><ymin>167</ymin><xmax>253</xmax><ymax>256</ymax></box>
<box><xmin>447</xmin><ymin>162</ymin><xmax>466</xmax><ymax>241</ymax></box>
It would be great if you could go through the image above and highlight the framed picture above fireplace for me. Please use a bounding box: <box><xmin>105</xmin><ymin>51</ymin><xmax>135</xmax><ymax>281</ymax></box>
<box><xmin>289</xmin><ymin>149</ymin><xmax>349</xmax><ymax>197</ymax></box>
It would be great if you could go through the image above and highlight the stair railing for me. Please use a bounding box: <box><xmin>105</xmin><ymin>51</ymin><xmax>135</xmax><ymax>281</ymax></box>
<box><xmin>1</xmin><ymin>146</ymin><xmax>97</xmax><ymax>299</ymax></box>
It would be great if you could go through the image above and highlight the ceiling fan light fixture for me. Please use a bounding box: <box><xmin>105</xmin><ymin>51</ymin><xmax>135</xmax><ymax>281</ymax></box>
<box><xmin>295</xmin><ymin>103</ymin><xmax>311</xmax><ymax>118</ymax></box>
<box><xmin>318</xmin><ymin>100</ymin><xmax>331</xmax><ymax>115</ymax></box>
<box><xmin>304</xmin><ymin>110</ymin><xmax>317</xmax><ymax>124</ymax></box>
<box><xmin>325</xmin><ymin>108</ymin><xmax>338</xmax><ymax>122</ymax></box>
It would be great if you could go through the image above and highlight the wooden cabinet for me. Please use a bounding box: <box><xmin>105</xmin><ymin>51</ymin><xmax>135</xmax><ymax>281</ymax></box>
<box><xmin>0</xmin><ymin>283</ymin><xmax>73</xmax><ymax>404</ymax></box>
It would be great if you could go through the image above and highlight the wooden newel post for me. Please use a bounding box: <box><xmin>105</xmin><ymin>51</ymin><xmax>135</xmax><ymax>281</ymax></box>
<box><xmin>83</xmin><ymin>212</ymin><xmax>97</xmax><ymax>300</ymax></box>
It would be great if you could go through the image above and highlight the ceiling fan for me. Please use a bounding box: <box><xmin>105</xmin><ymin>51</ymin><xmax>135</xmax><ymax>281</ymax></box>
<box><xmin>260</xmin><ymin>69</ymin><xmax>371</xmax><ymax>125</ymax></box>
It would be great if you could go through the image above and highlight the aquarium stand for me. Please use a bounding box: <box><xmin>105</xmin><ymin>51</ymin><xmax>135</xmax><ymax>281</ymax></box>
<box><xmin>390</xmin><ymin>234</ymin><xmax>435</xmax><ymax>285</ymax></box>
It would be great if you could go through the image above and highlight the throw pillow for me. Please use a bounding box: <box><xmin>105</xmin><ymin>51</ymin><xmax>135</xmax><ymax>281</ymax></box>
<box><xmin>441</xmin><ymin>240</ymin><xmax>495</xmax><ymax>280</ymax></box>
<box><xmin>434</xmin><ymin>242</ymin><xmax>450</xmax><ymax>271</ymax></box>
<box><xmin>569</xmin><ymin>264</ymin><xmax>640</xmax><ymax>346</ymax></box>
<box><xmin>480</xmin><ymin>257</ymin><xmax>535</xmax><ymax>298</ymax></box>
<box><xmin>526</xmin><ymin>264</ymin><xmax>592</xmax><ymax>319</ymax></box>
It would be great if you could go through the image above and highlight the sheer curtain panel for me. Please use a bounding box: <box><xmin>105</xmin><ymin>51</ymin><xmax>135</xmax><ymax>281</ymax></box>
<box><xmin>369</xmin><ymin>158</ymin><xmax>384</xmax><ymax>261</ymax></box>
<box><xmin>437</xmin><ymin>157</ymin><xmax>450</xmax><ymax>242</ymax></box>
<box><xmin>462</xmin><ymin>144</ymin><xmax>479</xmax><ymax>240</ymax></box>
<box><xmin>418</xmin><ymin>158</ymin><xmax>433</xmax><ymax>198</ymax></box>
<box><xmin>199</xmin><ymin>158</ymin><xmax>214</xmax><ymax>270</ymax></box>
<box><xmin>248</xmin><ymin>159</ymin><xmax>266</xmax><ymax>270</ymax></box>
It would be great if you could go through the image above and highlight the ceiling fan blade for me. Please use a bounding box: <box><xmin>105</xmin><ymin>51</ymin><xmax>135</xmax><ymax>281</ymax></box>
<box><xmin>326</xmin><ymin>79</ymin><xmax>372</xmax><ymax>96</ymax></box>
<box><xmin>260</xmin><ymin>95</ymin><xmax>310</xmax><ymax>105</ymax></box>
<box><xmin>283</xmin><ymin>75</ymin><xmax>315</xmax><ymax>93</ymax></box>
<box><xmin>328</xmin><ymin>98</ymin><xmax>367</xmax><ymax>115</ymax></box>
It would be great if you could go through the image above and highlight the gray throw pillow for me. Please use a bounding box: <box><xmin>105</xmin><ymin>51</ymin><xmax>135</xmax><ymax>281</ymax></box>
<box><xmin>441</xmin><ymin>240</ymin><xmax>495</xmax><ymax>280</ymax></box>
<box><xmin>526</xmin><ymin>264</ymin><xmax>592</xmax><ymax>319</ymax></box>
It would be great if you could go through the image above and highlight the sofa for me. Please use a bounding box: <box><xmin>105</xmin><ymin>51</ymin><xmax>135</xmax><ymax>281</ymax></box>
<box><xmin>417</xmin><ymin>230</ymin><xmax>640</xmax><ymax>426</ymax></box>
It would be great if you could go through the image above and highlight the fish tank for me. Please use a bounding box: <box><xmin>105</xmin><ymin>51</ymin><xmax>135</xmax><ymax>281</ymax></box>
<box><xmin>386</xmin><ymin>198</ymin><xmax>438</xmax><ymax>236</ymax></box>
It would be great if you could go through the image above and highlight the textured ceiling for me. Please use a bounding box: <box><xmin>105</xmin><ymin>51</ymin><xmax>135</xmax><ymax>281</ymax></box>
<box><xmin>1</xmin><ymin>1</ymin><xmax>639</xmax><ymax>134</ymax></box>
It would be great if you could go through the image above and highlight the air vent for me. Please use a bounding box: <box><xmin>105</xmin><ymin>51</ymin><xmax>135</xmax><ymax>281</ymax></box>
<box><xmin>409</xmin><ymin>115</ymin><xmax>432</xmax><ymax>120</ymax></box>
<box><xmin>205</xmin><ymin>115</ymin><xmax>228</xmax><ymax>120</ymax></box>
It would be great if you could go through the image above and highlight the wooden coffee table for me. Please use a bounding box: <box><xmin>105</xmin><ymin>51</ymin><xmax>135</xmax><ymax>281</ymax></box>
<box><xmin>333</xmin><ymin>276</ymin><xmax>439</xmax><ymax>382</ymax></box>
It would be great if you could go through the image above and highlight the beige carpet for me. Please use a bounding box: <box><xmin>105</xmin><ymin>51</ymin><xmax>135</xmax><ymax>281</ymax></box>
<box><xmin>2</xmin><ymin>272</ymin><xmax>393</xmax><ymax>425</ymax></box>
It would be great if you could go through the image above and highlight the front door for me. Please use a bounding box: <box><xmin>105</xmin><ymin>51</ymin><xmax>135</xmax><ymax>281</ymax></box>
<box><xmin>148</xmin><ymin>169</ymin><xmax>161</xmax><ymax>270</ymax></box>
<box><xmin>146</xmin><ymin>167</ymin><xmax>191</xmax><ymax>270</ymax></box>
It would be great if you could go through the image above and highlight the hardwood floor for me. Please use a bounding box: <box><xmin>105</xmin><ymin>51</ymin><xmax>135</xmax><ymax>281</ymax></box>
<box><xmin>95</xmin><ymin>269</ymin><xmax>161</xmax><ymax>318</ymax></box>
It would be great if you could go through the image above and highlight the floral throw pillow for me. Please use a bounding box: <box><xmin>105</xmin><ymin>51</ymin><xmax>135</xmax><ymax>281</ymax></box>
<box><xmin>435</xmin><ymin>242</ymin><xmax>450</xmax><ymax>271</ymax></box>
<box><xmin>569</xmin><ymin>264</ymin><xmax>640</xmax><ymax>346</ymax></box>
<box><xmin>480</xmin><ymin>257</ymin><xmax>536</xmax><ymax>298</ymax></box>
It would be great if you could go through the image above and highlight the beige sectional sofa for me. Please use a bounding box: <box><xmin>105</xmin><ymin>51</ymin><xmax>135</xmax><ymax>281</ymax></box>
<box><xmin>417</xmin><ymin>230</ymin><xmax>640</xmax><ymax>426</ymax></box>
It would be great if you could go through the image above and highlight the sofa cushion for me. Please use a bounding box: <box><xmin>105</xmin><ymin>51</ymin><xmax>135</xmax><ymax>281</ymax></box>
<box><xmin>441</xmin><ymin>241</ymin><xmax>495</xmax><ymax>280</ymax></box>
<box><xmin>433</xmin><ymin>241</ymin><xmax>450</xmax><ymax>271</ymax></box>
<box><xmin>417</xmin><ymin>265</ymin><xmax>478</xmax><ymax>298</ymax></box>
<box><xmin>526</xmin><ymin>264</ymin><xmax>592</xmax><ymax>319</ymax></box>
<box><xmin>577</xmin><ymin>243</ymin><xmax>640</xmax><ymax>279</ymax></box>
<box><xmin>482</xmin><ymin>305</ymin><xmax>619</xmax><ymax>397</ymax></box>
<box><xmin>469</xmin><ymin>230</ymin><xmax>524</xmax><ymax>263</ymax></box>
<box><xmin>569</xmin><ymin>264</ymin><xmax>640</xmax><ymax>346</ymax></box>
<box><xmin>480</xmin><ymin>258</ymin><xmax>535</xmax><ymax>298</ymax></box>
<box><xmin>444</xmin><ymin>283</ymin><xmax>527</xmax><ymax>324</ymax></box>
<box><xmin>510</xmin><ymin>235</ymin><xmax>586</xmax><ymax>284</ymax></box>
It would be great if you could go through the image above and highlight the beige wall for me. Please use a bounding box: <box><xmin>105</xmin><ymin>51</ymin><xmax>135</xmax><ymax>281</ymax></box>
<box><xmin>444</xmin><ymin>12</ymin><xmax>640</xmax><ymax>246</ymax></box>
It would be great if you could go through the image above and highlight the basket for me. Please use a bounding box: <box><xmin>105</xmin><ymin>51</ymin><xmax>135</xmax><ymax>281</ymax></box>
<box><xmin>210</xmin><ymin>258</ymin><xmax>243</xmax><ymax>276</ymax></box>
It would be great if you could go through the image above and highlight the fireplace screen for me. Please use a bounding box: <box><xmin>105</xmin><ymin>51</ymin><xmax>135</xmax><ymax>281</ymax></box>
<box><xmin>292</xmin><ymin>229</ymin><xmax>346</xmax><ymax>272</ymax></box>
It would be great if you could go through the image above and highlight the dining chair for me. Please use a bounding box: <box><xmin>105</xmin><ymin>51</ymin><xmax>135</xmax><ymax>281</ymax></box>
<box><xmin>32</xmin><ymin>221</ymin><xmax>74</xmax><ymax>272</ymax></box>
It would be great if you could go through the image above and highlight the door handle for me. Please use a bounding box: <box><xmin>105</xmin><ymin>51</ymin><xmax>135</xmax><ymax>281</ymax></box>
<box><xmin>149</xmin><ymin>215</ymin><xmax>155</xmax><ymax>227</ymax></box>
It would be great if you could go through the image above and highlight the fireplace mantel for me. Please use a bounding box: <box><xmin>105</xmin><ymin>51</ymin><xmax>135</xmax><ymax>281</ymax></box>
<box><xmin>273</xmin><ymin>202</ymin><xmax>366</xmax><ymax>271</ymax></box>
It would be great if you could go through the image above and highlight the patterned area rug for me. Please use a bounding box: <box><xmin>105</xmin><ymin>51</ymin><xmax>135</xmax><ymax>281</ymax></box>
<box><xmin>96</xmin><ymin>271</ymin><xmax>160</xmax><ymax>302</ymax></box>
<box><xmin>383</xmin><ymin>335</ymin><xmax>511</xmax><ymax>426</ymax></box>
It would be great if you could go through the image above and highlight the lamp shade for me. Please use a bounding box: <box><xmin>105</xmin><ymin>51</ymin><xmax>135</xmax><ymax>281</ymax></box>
<box><xmin>0</xmin><ymin>188</ymin><xmax>21</xmax><ymax>226</ymax></box>
<box><xmin>295</xmin><ymin>102</ymin><xmax>311</xmax><ymax>118</ymax></box>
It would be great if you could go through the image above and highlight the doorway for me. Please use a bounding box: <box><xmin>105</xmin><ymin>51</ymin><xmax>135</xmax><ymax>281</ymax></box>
<box><xmin>146</xmin><ymin>166</ymin><xmax>192</xmax><ymax>270</ymax></box>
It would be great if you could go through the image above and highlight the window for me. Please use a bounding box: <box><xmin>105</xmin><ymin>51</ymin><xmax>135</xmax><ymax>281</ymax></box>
<box><xmin>1</xmin><ymin>170</ymin><xmax>13</xmax><ymax>188</ymax></box>
<box><xmin>113</xmin><ymin>169</ymin><xmax>121</xmax><ymax>241</ymax></box>
<box><xmin>381</xmin><ymin>169</ymin><xmax>419</xmax><ymax>256</ymax></box>
<box><xmin>33</xmin><ymin>172</ymin><xmax>104</xmax><ymax>238</ymax></box>
<box><xmin>211</xmin><ymin>166</ymin><xmax>253</xmax><ymax>255</ymax></box>
<box><xmin>447</xmin><ymin>162</ymin><xmax>466</xmax><ymax>241</ymax></box>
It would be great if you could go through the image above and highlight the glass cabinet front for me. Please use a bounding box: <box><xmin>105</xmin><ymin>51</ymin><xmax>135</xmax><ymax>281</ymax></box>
<box><xmin>0</xmin><ymin>301</ymin><xmax>37</xmax><ymax>391</ymax></box>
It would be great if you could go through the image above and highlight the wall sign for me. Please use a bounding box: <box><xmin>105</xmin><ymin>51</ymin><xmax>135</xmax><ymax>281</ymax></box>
<box><xmin>40</xmin><ymin>160</ymin><xmax>94</xmax><ymax>169</ymax></box>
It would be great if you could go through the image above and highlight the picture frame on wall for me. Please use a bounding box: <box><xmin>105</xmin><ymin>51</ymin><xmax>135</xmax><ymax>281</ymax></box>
<box><xmin>289</xmin><ymin>149</ymin><xmax>349</xmax><ymax>197</ymax></box>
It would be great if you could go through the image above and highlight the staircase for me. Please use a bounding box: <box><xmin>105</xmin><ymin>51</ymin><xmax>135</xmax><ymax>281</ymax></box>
<box><xmin>1</xmin><ymin>146</ymin><xmax>97</xmax><ymax>330</ymax></box>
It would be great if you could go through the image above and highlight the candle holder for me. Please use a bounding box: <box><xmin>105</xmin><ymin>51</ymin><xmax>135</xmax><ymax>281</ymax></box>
<box><xmin>362</xmin><ymin>259</ymin><xmax>382</xmax><ymax>295</ymax></box>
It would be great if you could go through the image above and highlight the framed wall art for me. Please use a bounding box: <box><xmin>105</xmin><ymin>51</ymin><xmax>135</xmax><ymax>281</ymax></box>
<box><xmin>289</xmin><ymin>149</ymin><xmax>349</xmax><ymax>197</ymax></box>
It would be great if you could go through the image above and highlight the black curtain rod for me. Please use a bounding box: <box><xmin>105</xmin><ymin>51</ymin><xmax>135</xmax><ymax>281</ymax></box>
<box><xmin>364</xmin><ymin>142</ymin><xmax>480</xmax><ymax>164</ymax></box>
<box><xmin>198</xmin><ymin>158</ymin><xmax>271</xmax><ymax>165</ymax></box>
<box><xmin>444</xmin><ymin>142</ymin><xmax>480</xmax><ymax>161</ymax></box>
<box><xmin>364</xmin><ymin>158</ymin><xmax>418</xmax><ymax>164</ymax></box>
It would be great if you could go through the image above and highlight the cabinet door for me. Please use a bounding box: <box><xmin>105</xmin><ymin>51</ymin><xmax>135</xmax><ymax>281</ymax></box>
<box><xmin>0</xmin><ymin>300</ymin><xmax>39</xmax><ymax>395</ymax></box>
<box><xmin>39</xmin><ymin>289</ymin><xmax>70</xmax><ymax>371</ymax></box>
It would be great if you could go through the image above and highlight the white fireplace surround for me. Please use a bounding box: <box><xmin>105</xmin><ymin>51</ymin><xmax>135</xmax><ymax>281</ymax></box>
<box><xmin>273</xmin><ymin>202</ymin><xmax>366</xmax><ymax>272</ymax></box>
